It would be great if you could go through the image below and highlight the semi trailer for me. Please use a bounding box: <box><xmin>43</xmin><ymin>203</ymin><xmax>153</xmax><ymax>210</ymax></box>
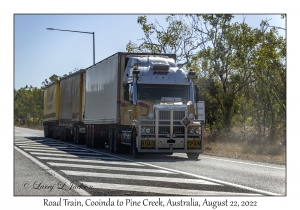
<box><xmin>43</xmin><ymin>52</ymin><xmax>205</xmax><ymax>159</ymax></box>
<box><xmin>43</xmin><ymin>70</ymin><xmax>86</xmax><ymax>143</ymax></box>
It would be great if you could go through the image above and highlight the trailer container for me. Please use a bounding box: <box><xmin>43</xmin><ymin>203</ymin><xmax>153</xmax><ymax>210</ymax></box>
<box><xmin>43</xmin><ymin>82</ymin><xmax>60</xmax><ymax>138</ymax></box>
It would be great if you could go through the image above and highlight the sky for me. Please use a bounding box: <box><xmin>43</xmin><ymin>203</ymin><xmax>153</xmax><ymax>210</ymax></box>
<box><xmin>14</xmin><ymin>14</ymin><xmax>286</xmax><ymax>90</ymax></box>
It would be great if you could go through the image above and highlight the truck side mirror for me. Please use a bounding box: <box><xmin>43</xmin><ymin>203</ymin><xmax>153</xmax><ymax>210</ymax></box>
<box><xmin>124</xmin><ymin>83</ymin><xmax>130</xmax><ymax>101</ymax></box>
<box><xmin>195</xmin><ymin>85</ymin><xmax>200</xmax><ymax>102</ymax></box>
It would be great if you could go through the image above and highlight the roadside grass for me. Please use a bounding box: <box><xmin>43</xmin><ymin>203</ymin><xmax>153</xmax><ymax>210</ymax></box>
<box><xmin>204</xmin><ymin>127</ymin><xmax>286</xmax><ymax>165</ymax></box>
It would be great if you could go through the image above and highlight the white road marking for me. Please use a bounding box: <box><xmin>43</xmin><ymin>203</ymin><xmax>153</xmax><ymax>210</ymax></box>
<box><xmin>81</xmin><ymin>182</ymin><xmax>260</xmax><ymax>196</ymax></box>
<box><xmin>23</xmin><ymin>148</ymin><xmax>90</xmax><ymax>153</ymax></box>
<box><xmin>28</xmin><ymin>149</ymin><xmax>98</xmax><ymax>155</ymax></box>
<box><xmin>37</xmin><ymin>157</ymin><xmax>143</xmax><ymax>166</ymax></box>
<box><xmin>18</xmin><ymin>143</ymin><xmax>78</xmax><ymax>149</ymax></box>
<box><xmin>15</xmin><ymin>142</ymin><xmax>63</xmax><ymax>146</ymax></box>
<box><xmin>198</xmin><ymin>154</ymin><xmax>285</xmax><ymax>170</ymax></box>
<box><xmin>132</xmin><ymin>161</ymin><xmax>281</xmax><ymax>196</ymax></box>
<box><xmin>14</xmin><ymin>146</ymin><xmax>90</xmax><ymax>196</ymax></box>
<box><xmin>62</xmin><ymin>170</ymin><xmax>220</xmax><ymax>185</ymax></box>
<box><xmin>14</xmin><ymin>140</ymin><xmax>60</xmax><ymax>144</ymax></box>
<box><xmin>51</xmin><ymin>141</ymin><xmax>282</xmax><ymax>195</ymax></box>
<box><xmin>30</xmin><ymin>151</ymin><xmax>104</xmax><ymax>157</ymax></box>
<box><xmin>14</xmin><ymin>127</ymin><xmax>282</xmax><ymax>195</ymax></box>
<box><xmin>30</xmin><ymin>152</ymin><xmax>119</xmax><ymax>160</ymax></box>
<box><xmin>19</xmin><ymin>145</ymin><xmax>71</xmax><ymax>150</ymax></box>
<box><xmin>47</xmin><ymin>162</ymin><xmax>176</xmax><ymax>174</ymax></box>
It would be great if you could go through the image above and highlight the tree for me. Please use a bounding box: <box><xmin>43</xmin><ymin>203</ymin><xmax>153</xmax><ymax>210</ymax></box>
<box><xmin>41</xmin><ymin>74</ymin><xmax>61</xmax><ymax>89</ymax></box>
<box><xmin>14</xmin><ymin>85</ymin><xmax>43</xmax><ymax>126</ymax></box>
<box><xmin>126</xmin><ymin>15</ymin><xmax>206</xmax><ymax>69</ymax></box>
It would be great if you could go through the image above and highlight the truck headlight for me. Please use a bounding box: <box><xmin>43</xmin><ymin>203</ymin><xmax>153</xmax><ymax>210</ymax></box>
<box><xmin>145</xmin><ymin>128</ymin><xmax>151</xmax><ymax>134</ymax></box>
<box><xmin>195</xmin><ymin>128</ymin><xmax>200</xmax><ymax>134</ymax></box>
<box><xmin>188</xmin><ymin>113</ymin><xmax>194</xmax><ymax>120</ymax></box>
<box><xmin>189</xmin><ymin>128</ymin><xmax>195</xmax><ymax>134</ymax></box>
<box><xmin>141</xmin><ymin>127</ymin><xmax>145</xmax><ymax>134</ymax></box>
<box><xmin>148</xmin><ymin>112</ymin><xmax>154</xmax><ymax>119</ymax></box>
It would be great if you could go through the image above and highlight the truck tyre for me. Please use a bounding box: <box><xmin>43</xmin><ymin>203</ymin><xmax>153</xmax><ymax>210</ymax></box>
<box><xmin>64</xmin><ymin>128</ymin><xmax>70</xmax><ymax>141</ymax></box>
<box><xmin>44</xmin><ymin>125</ymin><xmax>48</xmax><ymax>137</ymax></box>
<box><xmin>48</xmin><ymin>125</ymin><xmax>53</xmax><ymax>138</ymax></box>
<box><xmin>61</xmin><ymin>127</ymin><xmax>65</xmax><ymax>141</ymax></box>
<box><xmin>79</xmin><ymin>133</ymin><xmax>85</xmax><ymax>145</ymax></box>
<box><xmin>187</xmin><ymin>153</ymin><xmax>199</xmax><ymax>160</ymax></box>
<box><xmin>131</xmin><ymin>129</ymin><xmax>143</xmax><ymax>159</ymax></box>
<box><xmin>114</xmin><ymin>130</ymin><xmax>121</xmax><ymax>154</ymax></box>
<box><xmin>109</xmin><ymin>129</ymin><xmax>114</xmax><ymax>153</ymax></box>
<box><xmin>99</xmin><ymin>138</ymin><xmax>106</xmax><ymax>149</ymax></box>
<box><xmin>52</xmin><ymin>127</ymin><xmax>56</xmax><ymax>139</ymax></box>
<box><xmin>86</xmin><ymin>126</ymin><xmax>90</xmax><ymax>147</ymax></box>
<box><xmin>59</xmin><ymin>127</ymin><xmax>62</xmax><ymax>141</ymax></box>
<box><xmin>74</xmin><ymin>127</ymin><xmax>78</xmax><ymax>144</ymax></box>
<box><xmin>91</xmin><ymin>129</ymin><xmax>98</xmax><ymax>148</ymax></box>
<box><xmin>53</xmin><ymin>126</ymin><xmax>59</xmax><ymax>139</ymax></box>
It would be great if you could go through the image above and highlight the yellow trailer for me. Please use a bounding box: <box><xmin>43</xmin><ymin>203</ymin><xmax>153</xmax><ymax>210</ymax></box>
<box><xmin>43</xmin><ymin>82</ymin><xmax>60</xmax><ymax>137</ymax></box>
<box><xmin>58</xmin><ymin>69</ymin><xmax>86</xmax><ymax>143</ymax></box>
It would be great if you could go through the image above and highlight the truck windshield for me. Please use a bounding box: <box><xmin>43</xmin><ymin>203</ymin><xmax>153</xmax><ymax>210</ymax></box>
<box><xmin>137</xmin><ymin>84</ymin><xmax>189</xmax><ymax>102</ymax></box>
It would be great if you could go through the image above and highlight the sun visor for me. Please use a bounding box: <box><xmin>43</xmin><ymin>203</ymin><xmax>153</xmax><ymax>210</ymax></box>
<box><xmin>150</xmin><ymin>62</ymin><xmax>170</xmax><ymax>70</ymax></box>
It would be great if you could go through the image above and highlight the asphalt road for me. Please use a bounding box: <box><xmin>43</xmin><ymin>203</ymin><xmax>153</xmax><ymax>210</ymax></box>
<box><xmin>14</xmin><ymin>126</ymin><xmax>286</xmax><ymax>196</ymax></box>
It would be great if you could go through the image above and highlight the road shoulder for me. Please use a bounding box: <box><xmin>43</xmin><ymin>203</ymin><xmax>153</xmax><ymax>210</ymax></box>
<box><xmin>14</xmin><ymin>148</ymin><xmax>79</xmax><ymax>196</ymax></box>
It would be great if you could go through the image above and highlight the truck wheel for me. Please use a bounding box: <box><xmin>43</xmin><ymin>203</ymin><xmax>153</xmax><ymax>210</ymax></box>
<box><xmin>74</xmin><ymin>127</ymin><xmax>78</xmax><ymax>144</ymax></box>
<box><xmin>79</xmin><ymin>133</ymin><xmax>85</xmax><ymax>145</ymax></box>
<box><xmin>44</xmin><ymin>125</ymin><xmax>48</xmax><ymax>137</ymax></box>
<box><xmin>48</xmin><ymin>125</ymin><xmax>53</xmax><ymax>138</ymax></box>
<box><xmin>187</xmin><ymin>153</ymin><xmax>199</xmax><ymax>160</ymax></box>
<box><xmin>99</xmin><ymin>138</ymin><xmax>106</xmax><ymax>149</ymax></box>
<box><xmin>61</xmin><ymin>127</ymin><xmax>65</xmax><ymax>141</ymax></box>
<box><xmin>64</xmin><ymin>128</ymin><xmax>70</xmax><ymax>141</ymax></box>
<box><xmin>86</xmin><ymin>126</ymin><xmax>90</xmax><ymax>147</ymax></box>
<box><xmin>114</xmin><ymin>130</ymin><xmax>121</xmax><ymax>154</ymax></box>
<box><xmin>52</xmin><ymin>127</ymin><xmax>55</xmax><ymax>139</ymax></box>
<box><xmin>131</xmin><ymin>130</ymin><xmax>143</xmax><ymax>159</ymax></box>
<box><xmin>109</xmin><ymin>129</ymin><xmax>114</xmax><ymax>153</ymax></box>
<box><xmin>91</xmin><ymin>132</ymin><xmax>98</xmax><ymax>148</ymax></box>
<box><xmin>59</xmin><ymin>127</ymin><xmax>62</xmax><ymax>141</ymax></box>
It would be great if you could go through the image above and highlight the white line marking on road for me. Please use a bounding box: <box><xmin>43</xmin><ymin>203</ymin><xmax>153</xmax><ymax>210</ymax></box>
<box><xmin>62</xmin><ymin>170</ymin><xmax>220</xmax><ymax>185</ymax></box>
<box><xmin>24</xmin><ymin>148</ymin><xmax>90</xmax><ymax>153</ymax></box>
<box><xmin>30</xmin><ymin>152</ymin><xmax>103</xmax><ymax>157</ymax></box>
<box><xmin>14</xmin><ymin>146</ymin><xmax>90</xmax><ymax>196</ymax></box>
<box><xmin>47</xmin><ymin>162</ymin><xmax>176</xmax><ymax>174</ymax></box>
<box><xmin>19</xmin><ymin>145</ymin><xmax>71</xmax><ymax>150</ymax></box>
<box><xmin>30</xmin><ymin>152</ymin><xmax>119</xmax><ymax>160</ymax></box>
<box><xmin>133</xmin><ymin>161</ymin><xmax>281</xmax><ymax>196</ymax></box>
<box><xmin>15</xmin><ymin>142</ymin><xmax>64</xmax><ymax>146</ymax></box>
<box><xmin>15</xmin><ymin>128</ymin><xmax>281</xmax><ymax>195</ymax></box>
<box><xmin>49</xmin><ymin>140</ymin><xmax>282</xmax><ymax>195</ymax></box>
<box><xmin>37</xmin><ymin>157</ymin><xmax>143</xmax><ymax>166</ymax></box>
<box><xmin>18</xmin><ymin>144</ymin><xmax>78</xmax><ymax>149</ymax></box>
<box><xmin>28</xmin><ymin>150</ymin><xmax>99</xmax><ymax>155</ymax></box>
<box><xmin>14</xmin><ymin>140</ymin><xmax>60</xmax><ymax>143</ymax></box>
<box><xmin>81</xmin><ymin>182</ymin><xmax>260</xmax><ymax>196</ymax></box>
<box><xmin>194</xmin><ymin>154</ymin><xmax>285</xmax><ymax>170</ymax></box>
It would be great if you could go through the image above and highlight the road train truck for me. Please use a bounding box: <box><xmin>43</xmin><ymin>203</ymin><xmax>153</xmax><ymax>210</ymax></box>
<box><xmin>44</xmin><ymin>52</ymin><xmax>205</xmax><ymax>159</ymax></box>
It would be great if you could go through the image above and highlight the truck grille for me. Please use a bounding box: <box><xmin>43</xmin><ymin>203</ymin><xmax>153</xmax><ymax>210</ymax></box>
<box><xmin>159</xmin><ymin>111</ymin><xmax>170</xmax><ymax>120</ymax></box>
<box><xmin>174</xmin><ymin>111</ymin><xmax>185</xmax><ymax>120</ymax></box>
<box><xmin>158</xmin><ymin>110</ymin><xmax>185</xmax><ymax>135</ymax></box>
